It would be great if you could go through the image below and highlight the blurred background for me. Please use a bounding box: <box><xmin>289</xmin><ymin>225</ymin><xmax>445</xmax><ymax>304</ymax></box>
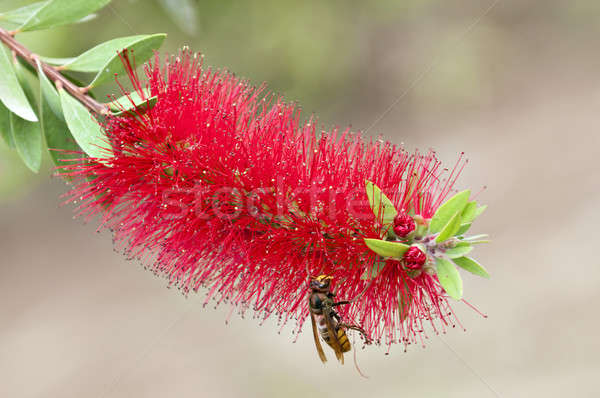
<box><xmin>1</xmin><ymin>0</ymin><xmax>599</xmax><ymax>396</ymax></box>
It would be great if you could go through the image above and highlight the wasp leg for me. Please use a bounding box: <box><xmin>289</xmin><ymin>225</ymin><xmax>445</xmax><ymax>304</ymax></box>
<box><xmin>339</xmin><ymin>323</ymin><xmax>372</xmax><ymax>344</ymax></box>
<box><xmin>332</xmin><ymin>300</ymin><xmax>350</xmax><ymax>307</ymax></box>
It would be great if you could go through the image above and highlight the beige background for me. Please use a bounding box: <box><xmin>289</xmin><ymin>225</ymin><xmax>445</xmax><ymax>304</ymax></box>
<box><xmin>1</xmin><ymin>0</ymin><xmax>599</xmax><ymax>396</ymax></box>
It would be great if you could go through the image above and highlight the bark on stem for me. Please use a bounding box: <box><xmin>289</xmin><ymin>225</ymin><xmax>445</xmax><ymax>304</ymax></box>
<box><xmin>0</xmin><ymin>27</ymin><xmax>109</xmax><ymax>115</ymax></box>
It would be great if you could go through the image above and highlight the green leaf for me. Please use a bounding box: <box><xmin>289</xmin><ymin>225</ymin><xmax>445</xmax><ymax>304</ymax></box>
<box><xmin>462</xmin><ymin>234</ymin><xmax>490</xmax><ymax>244</ymax></box>
<box><xmin>364</xmin><ymin>238</ymin><xmax>409</xmax><ymax>258</ymax></box>
<box><xmin>59</xmin><ymin>88</ymin><xmax>112</xmax><ymax>162</ymax></box>
<box><xmin>429</xmin><ymin>190</ymin><xmax>470</xmax><ymax>234</ymax></box>
<box><xmin>474</xmin><ymin>204</ymin><xmax>487</xmax><ymax>218</ymax></box>
<box><xmin>39</xmin><ymin>56</ymin><xmax>76</xmax><ymax>66</ymax></box>
<box><xmin>36</xmin><ymin>60</ymin><xmax>64</xmax><ymax>121</ymax></box>
<box><xmin>10</xmin><ymin>61</ymin><xmax>42</xmax><ymax>172</ymax></box>
<box><xmin>88</xmin><ymin>34</ymin><xmax>167</xmax><ymax>88</ymax></box>
<box><xmin>109</xmin><ymin>89</ymin><xmax>157</xmax><ymax>116</ymax></box>
<box><xmin>0</xmin><ymin>45</ymin><xmax>37</xmax><ymax>122</ymax></box>
<box><xmin>461</xmin><ymin>201</ymin><xmax>477</xmax><ymax>223</ymax></box>
<box><xmin>455</xmin><ymin>223</ymin><xmax>471</xmax><ymax>236</ymax></box>
<box><xmin>453</xmin><ymin>256</ymin><xmax>490</xmax><ymax>278</ymax></box>
<box><xmin>37</xmin><ymin>62</ymin><xmax>80</xmax><ymax>166</ymax></box>
<box><xmin>9</xmin><ymin>111</ymin><xmax>42</xmax><ymax>172</ymax></box>
<box><xmin>435</xmin><ymin>211</ymin><xmax>462</xmax><ymax>243</ymax></box>
<box><xmin>0</xmin><ymin>101</ymin><xmax>15</xmax><ymax>148</ymax></box>
<box><xmin>445</xmin><ymin>242</ymin><xmax>473</xmax><ymax>259</ymax></box>
<box><xmin>19</xmin><ymin>0</ymin><xmax>110</xmax><ymax>32</ymax></box>
<box><xmin>435</xmin><ymin>258</ymin><xmax>463</xmax><ymax>300</ymax></box>
<box><xmin>61</xmin><ymin>35</ymin><xmax>151</xmax><ymax>72</ymax></box>
<box><xmin>361</xmin><ymin>259</ymin><xmax>387</xmax><ymax>280</ymax></box>
<box><xmin>0</xmin><ymin>1</ymin><xmax>47</xmax><ymax>25</ymax></box>
<box><xmin>365</xmin><ymin>180</ymin><xmax>398</xmax><ymax>224</ymax></box>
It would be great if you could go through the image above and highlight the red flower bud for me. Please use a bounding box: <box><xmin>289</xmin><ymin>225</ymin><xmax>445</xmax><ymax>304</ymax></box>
<box><xmin>403</xmin><ymin>246</ymin><xmax>427</xmax><ymax>270</ymax></box>
<box><xmin>393</xmin><ymin>212</ymin><xmax>416</xmax><ymax>237</ymax></box>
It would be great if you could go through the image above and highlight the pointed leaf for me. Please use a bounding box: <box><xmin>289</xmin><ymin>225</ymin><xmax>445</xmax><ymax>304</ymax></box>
<box><xmin>0</xmin><ymin>1</ymin><xmax>47</xmax><ymax>25</ymax></box>
<box><xmin>61</xmin><ymin>35</ymin><xmax>149</xmax><ymax>72</ymax></box>
<box><xmin>59</xmin><ymin>88</ymin><xmax>112</xmax><ymax>161</ymax></box>
<box><xmin>445</xmin><ymin>243</ymin><xmax>473</xmax><ymax>259</ymax></box>
<box><xmin>474</xmin><ymin>205</ymin><xmax>487</xmax><ymax>218</ymax></box>
<box><xmin>0</xmin><ymin>45</ymin><xmax>37</xmax><ymax>121</ymax></box>
<box><xmin>10</xmin><ymin>111</ymin><xmax>42</xmax><ymax>172</ymax></box>
<box><xmin>36</xmin><ymin>60</ymin><xmax>64</xmax><ymax>121</ymax></box>
<box><xmin>109</xmin><ymin>89</ymin><xmax>157</xmax><ymax>116</ymax></box>
<box><xmin>435</xmin><ymin>258</ymin><xmax>463</xmax><ymax>300</ymax></box>
<box><xmin>435</xmin><ymin>211</ymin><xmax>462</xmax><ymax>243</ymax></box>
<box><xmin>453</xmin><ymin>257</ymin><xmax>490</xmax><ymax>278</ymax></box>
<box><xmin>365</xmin><ymin>180</ymin><xmax>398</xmax><ymax>224</ymax></box>
<box><xmin>0</xmin><ymin>101</ymin><xmax>14</xmax><ymax>148</ymax></box>
<box><xmin>19</xmin><ymin>0</ymin><xmax>110</xmax><ymax>32</ymax></box>
<box><xmin>39</xmin><ymin>56</ymin><xmax>76</xmax><ymax>66</ymax></box>
<box><xmin>456</xmin><ymin>223</ymin><xmax>471</xmax><ymax>236</ymax></box>
<box><xmin>364</xmin><ymin>238</ymin><xmax>409</xmax><ymax>258</ymax></box>
<box><xmin>38</xmin><ymin>63</ymin><xmax>80</xmax><ymax>166</ymax></box>
<box><xmin>461</xmin><ymin>201</ymin><xmax>477</xmax><ymax>223</ymax></box>
<box><xmin>429</xmin><ymin>190</ymin><xmax>470</xmax><ymax>234</ymax></box>
<box><xmin>88</xmin><ymin>34</ymin><xmax>167</xmax><ymax>88</ymax></box>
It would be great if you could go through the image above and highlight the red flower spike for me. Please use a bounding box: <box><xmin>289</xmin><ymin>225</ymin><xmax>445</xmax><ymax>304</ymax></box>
<box><xmin>403</xmin><ymin>246</ymin><xmax>427</xmax><ymax>270</ymax></box>
<box><xmin>393</xmin><ymin>211</ymin><xmax>416</xmax><ymax>237</ymax></box>
<box><xmin>62</xmin><ymin>50</ymin><xmax>471</xmax><ymax>349</ymax></box>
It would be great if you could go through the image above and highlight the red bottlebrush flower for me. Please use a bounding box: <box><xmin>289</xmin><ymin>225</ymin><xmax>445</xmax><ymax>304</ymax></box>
<box><xmin>393</xmin><ymin>211</ymin><xmax>416</xmax><ymax>237</ymax></box>
<box><xmin>403</xmin><ymin>246</ymin><xmax>427</xmax><ymax>270</ymax></box>
<box><xmin>63</xmin><ymin>50</ymin><xmax>476</xmax><ymax>349</ymax></box>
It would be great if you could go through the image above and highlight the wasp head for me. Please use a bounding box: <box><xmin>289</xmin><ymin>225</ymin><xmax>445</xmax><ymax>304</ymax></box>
<box><xmin>310</xmin><ymin>274</ymin><xmax>333</xmax><ymax>292</ymax></box>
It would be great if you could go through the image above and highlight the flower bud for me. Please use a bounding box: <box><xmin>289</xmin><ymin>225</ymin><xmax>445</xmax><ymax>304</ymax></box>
<box><xmin>403</xmin><ymin>246</ymin><xmax>427</xmax><ymax>270</ymax></box>
<box><xmin>393</xmin><ymin>212</ymin><xmax>416</xmax><ymax>237</ymax></box>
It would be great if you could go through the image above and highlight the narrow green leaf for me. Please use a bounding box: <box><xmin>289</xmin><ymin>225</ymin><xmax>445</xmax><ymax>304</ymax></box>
<box><xmin>361</xmin><ymin>259</ymin><xmax>387</xmax><ymax>280</ymax></box>
<box><xmin>61</xmin><ymin>35</ymin><xmax>148</xmax><ymax>72</ymax></box>
<box><xmin>435</xmin><ymin>211</ymin><xmax>462</xmax><ymax>243</ymax></box>
<box><xmin>445</xmin><ymin>243</ymin><xmax>473</xmax><ymax>259</ymax></box>
<box><xmin>19</xmin><ymin>0</ymin><xmax>110</xmax><ymax>32</ymax></box>
<box><xmin>0</xmin><ymin>45</ymin><xmax>37</xmax><ymax>121</ymax></box>
<box><xmin>59</xmin><ymin>88</ymin><xmax>112</xmax><ymax>161</ymax></box>
<box><xmin>462</xmin><ymin>234</ymin><xmax>488</xmax><ymax>241</ymax></box>
<box><xmin>364</xmin><ymin>238</ymin><xmax>409</xmax><ymax>258</ymax></box>
<box><xmin>0</xmin><ymin>1</ymin><xmax>47</xmax><ymax>25</ymax></box>
<box><xmin>38</xmin><ymin>63</ymin><xmax>80</xmax><ymax>166</ymax></box>
<box><xmin>365</xmin><ymin>180</ymin><xmax>398</xmax><ymax>224</ymax></box>
<box><xmin>109</xmin><ymin>89</ymin><xmax>157</xmax><ymax>116</ymax></box>
<box><xmin>474</xmin><ymin>205</ymin><xmax>487</xmax><ymax>218</ymax></box>
<box><xmin>456</xmin><ymin>223</ymin><xmax>471</xmax><ymax>236</ymax></box>
<box><xmin>39</xmin><ymin>56</ymin><xmax>76</xmax><ymax>66</ymax></box>
<box><xmin>10</xmin><ymin>61</ymin><xmax>42</xmax><ymax>172</ymax></box>
<box><xmin>461</xmin><ymin>201</ymin><xmax>477</xmax><ymax>223</ymax></box>
<box><xmin>36</xmin><ymin>60</ymin><xmax>64</xmax><ymax>121</ymax></box>
<box><xmin>9</xmin><ymin>111</ymin><xmax>42</xmax><ymax>172</ymax></box>
<box><xmin>89</xmin><ymin>34</ymin><xmax>167</xmax><ymax>88</ymax></box>
<box><xmin>453</xmin><ymin>256</ymin><xmax>490</xmax><ymax>278</ymax></box>
<box><xmin>0</xmin><ymin>101</ymin><xmax>15</xmax><ymax>148</ymax></box>
<box><xmin>429</xmin><ymin>190</ymin><xmax>470</xmax><ymax>234</ymax></box>
<box><xmin>435</xmin><ymin>258</ymin><xmax>463</xmax><ymax>300</ymax></box>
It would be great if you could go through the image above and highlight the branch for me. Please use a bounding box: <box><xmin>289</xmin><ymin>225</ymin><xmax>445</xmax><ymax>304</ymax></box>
<box><xmin>0</xmin><ymin>27</ymin><xmax>109</xmax><ymax>115</ymax></box>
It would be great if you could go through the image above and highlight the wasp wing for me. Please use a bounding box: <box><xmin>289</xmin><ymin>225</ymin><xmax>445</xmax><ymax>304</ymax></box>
<box><xmin>310</xmin><ymin>310</ymin><xmax>327</xmax><ymax>363</ymax></box>
<box><xmin>323</xmin><ymin>305</ymin><xmax>344</xmax><ymax>364</ymax></box>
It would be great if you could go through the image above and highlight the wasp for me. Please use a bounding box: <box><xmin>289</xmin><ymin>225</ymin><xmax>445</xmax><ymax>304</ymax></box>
<box><xmin>309</xmin><ymin>275</ymin><xmax>371</xmax><ymax>364</ymax></box>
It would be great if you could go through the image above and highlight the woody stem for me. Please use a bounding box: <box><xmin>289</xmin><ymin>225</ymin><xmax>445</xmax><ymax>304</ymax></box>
<box><xmin>0</xmin><ymin>27</ymin><xmax>109</xmax><ymax>115</ymax></box>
